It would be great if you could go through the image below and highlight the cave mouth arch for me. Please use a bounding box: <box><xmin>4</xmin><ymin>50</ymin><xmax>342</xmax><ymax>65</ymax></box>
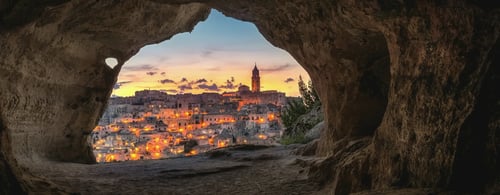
<box><xmin>0</xmin><ymin>1</ymin><xmax>397</xmax><ymax>193</ymax></box>
<box><xmin>90</xmin><ymin>8</ymin><xmax>313</xmax><ymax>163</ymax></box>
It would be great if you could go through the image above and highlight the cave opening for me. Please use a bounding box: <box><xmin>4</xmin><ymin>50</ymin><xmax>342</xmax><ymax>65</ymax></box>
<box><xmin>104</xmin><ymin>57</ymin><xmax>119</xmax><ymax>69</ymax></box>
<box><xmin>0</xmin><ymin>1</ymin><xmax>401</xmax><ymax>193</ymax></box>
<box><xmin>90</xmin><ymin>9</ymin><xmax>314</xmax><ymax>163</ymax></box>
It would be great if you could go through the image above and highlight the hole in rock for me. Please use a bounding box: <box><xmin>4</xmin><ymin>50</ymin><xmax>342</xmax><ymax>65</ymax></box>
<box><xmin>91</xmin><ymin>9</ymin><xmax>315</xmax><ymax>163</ymax></box>
<box><xmin>105</xmin><ymin>57</ymin><xmax>119</xmax><ymax>68</ymax></box>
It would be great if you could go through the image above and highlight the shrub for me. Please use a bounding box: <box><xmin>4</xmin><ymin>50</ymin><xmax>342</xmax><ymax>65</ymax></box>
<box><xmin>281</xmin><ymin>99</ymin><xmax>307</xmax><ymax>129</ymax></box>
<box><xmin>279</xmin><ymin>133</ymin><xmax>309</xmax><ymax>145</ymax></box>
<box><xmin>298</xmin><ymin>76</ymin><xmax>321</xmax><ymax>111</ymax></box>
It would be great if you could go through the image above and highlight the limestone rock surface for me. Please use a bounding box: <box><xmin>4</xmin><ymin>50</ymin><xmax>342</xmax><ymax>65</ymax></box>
<box><xmin>1</xmin><ymin>0</ymin><xmax>210</xmax><ymax>193</ymax></box>
<box><xmin>305</xmin><ymin>121</ymin><xmax>324</xmax><ymax>141</ymax></box>
<box><xmin>1</xmin><ymin>0</ymin><xmax>499</xmax><ymax>194</ymax></box>
<box><xmin>286</xmin><ymin>106</ymin><xmax>324</xmax><ymax>138</ymax></box>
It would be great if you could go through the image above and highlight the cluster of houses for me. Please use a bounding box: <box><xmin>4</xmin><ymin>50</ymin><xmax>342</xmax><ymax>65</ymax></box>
<box><xmin>92</xmin><ymin>89</ymin><xmax>286</xmax><ymax>162</ymax></box>
<box><xmin>92</xmin><ymin>65</ymin><xmax>295</xmax><ymax>162</ymax></box>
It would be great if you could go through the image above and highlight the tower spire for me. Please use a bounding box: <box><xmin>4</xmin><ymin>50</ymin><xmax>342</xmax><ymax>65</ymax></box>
<box><xmin>252</xmin><ymin>63</ymin><xmax>260</xmax><ymax>93</ymax></box>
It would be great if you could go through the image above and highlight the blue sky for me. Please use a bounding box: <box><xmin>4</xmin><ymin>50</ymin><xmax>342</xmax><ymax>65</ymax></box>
<box><xmin>114</xmin><ymin>9</ymin><xmax>309</xmax><ymax>97</ymax></box>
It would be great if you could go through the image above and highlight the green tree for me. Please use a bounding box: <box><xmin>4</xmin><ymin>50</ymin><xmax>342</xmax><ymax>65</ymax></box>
<box><xmin>298</xmin><ymin>76</ymin><xmax>320</xmax><ymax>111</ymax></box>
<box><xmin>280</xmin><ymin>76</ymin><xmax>322</xmax><ymax>144</ymax></box>
<box><xmin>281</xmin><ymin>99</ymin><xmax>307</xmax><ymax>129</ymax></box>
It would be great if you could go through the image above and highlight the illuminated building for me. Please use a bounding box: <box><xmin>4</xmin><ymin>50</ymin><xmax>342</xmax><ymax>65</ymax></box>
<box><xmin>92</xmin><ymin>64</ymin><xmax>287</xmax><ymax>163</ymax></box>
<box><xmin>251</xmin><ymin>63</ymin><xmax>260</xmax><ymax>92</ymax></box>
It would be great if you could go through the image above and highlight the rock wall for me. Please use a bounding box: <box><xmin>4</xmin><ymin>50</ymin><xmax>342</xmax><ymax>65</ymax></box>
<box><xmin>0</xmin><ymin>117</ymin><xmax>24</xmax><ymax>194</ymax></box>
<box><xmin>367</xmin><ymin>2</ymin><xmax>500</xmax><ymax>191</ymax></box>
<box><xmin>0</xmin><ymin>0</ymin><xmax>210</xmax><ymax>193</ymax></box>
<box><xmin>206</xmin><ymin>0</ymin><xmax>499</xmax><ymax>192</ymax></box>
<box><xmin>0</xmin><ymin>0</ymin><xmax>499</xmax><ymax>194</ymax></box>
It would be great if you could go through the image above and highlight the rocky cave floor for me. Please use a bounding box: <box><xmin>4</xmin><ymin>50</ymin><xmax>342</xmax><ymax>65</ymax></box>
<box><xmin>30</xmin><ymin>145</ymin><xmax>323</xmax><ymax>195</ymax></box>
<box><xmin>23</xmin><ymin>144</ymin><xmax>457</xmax><ymax>195</ymax></box>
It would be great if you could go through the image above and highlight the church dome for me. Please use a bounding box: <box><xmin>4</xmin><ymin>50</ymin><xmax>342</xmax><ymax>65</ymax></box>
<box><xmin>238</xmin><ymin>85</ymin><xmax>250</xmax><ymax>92</ymax></box>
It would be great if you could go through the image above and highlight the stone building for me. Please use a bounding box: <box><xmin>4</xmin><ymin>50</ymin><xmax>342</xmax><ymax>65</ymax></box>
<box><xmin>251</xmin><ymin>64</ymin><xmax>260</xmax><ymax>92</ymax></box>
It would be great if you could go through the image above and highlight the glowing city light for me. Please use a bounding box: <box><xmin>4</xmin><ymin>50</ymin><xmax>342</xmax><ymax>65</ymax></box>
<box><xmin>92</xmin><ymin>65</ymin><xmax>288</xmax><ymax>163</ymax></box>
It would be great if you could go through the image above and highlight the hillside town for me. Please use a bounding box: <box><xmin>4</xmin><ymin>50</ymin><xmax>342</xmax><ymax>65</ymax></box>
<box><xmin>92</xmin><ymin>65</ymin><xmax>292</xmax><ymax>162</ymax></box>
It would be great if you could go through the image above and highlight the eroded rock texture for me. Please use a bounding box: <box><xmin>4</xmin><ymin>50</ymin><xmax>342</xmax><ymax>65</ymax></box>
<box><xmin>0</xmin><ymin>0</ymin><xmax>499</xmax><ymax>194</ymax></box>
<box><xmin>209</xmin><ymin>1</ymin><xmax>499</xmax><ymax>192</ymax></box>
<box><xmin>0</xmin><ymin>0</ymin><xmax>210</xmax><ymax>193</ymax></box>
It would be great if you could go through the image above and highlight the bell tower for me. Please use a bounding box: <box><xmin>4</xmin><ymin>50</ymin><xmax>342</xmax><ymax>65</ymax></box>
<box><xmin>251</xmin><ymin>63</ymin><xmax>260</xmax><ymax>93</ymax></box>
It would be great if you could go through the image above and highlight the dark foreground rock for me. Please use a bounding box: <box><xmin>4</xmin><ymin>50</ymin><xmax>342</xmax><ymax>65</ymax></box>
<box><xmin>30</xmin><ymin>146</ymin><xmax>320</xmax><ymax>195</ymax></box>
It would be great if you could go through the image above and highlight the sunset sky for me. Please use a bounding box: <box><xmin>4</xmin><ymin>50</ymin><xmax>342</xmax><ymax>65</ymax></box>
<box><xmin>113</xmin><ymin>9</ymin><xmax>309</xmax><ymax>97</ymax></box>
